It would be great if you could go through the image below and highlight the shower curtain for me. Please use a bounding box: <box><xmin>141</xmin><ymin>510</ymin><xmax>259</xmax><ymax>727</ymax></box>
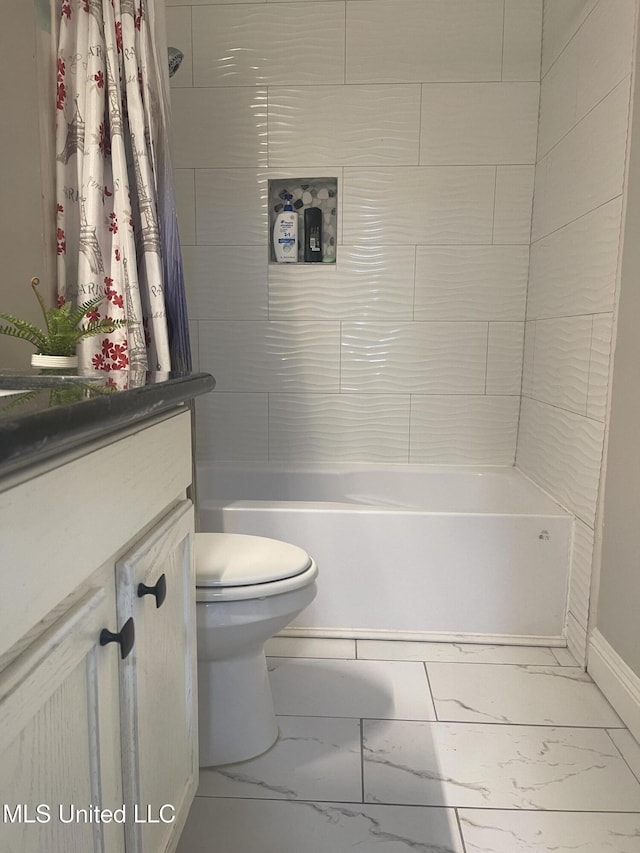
<box><xmin>55</xmin><ymin>0</ymin><xmax>191</xmax><ymax>383</ymax></box>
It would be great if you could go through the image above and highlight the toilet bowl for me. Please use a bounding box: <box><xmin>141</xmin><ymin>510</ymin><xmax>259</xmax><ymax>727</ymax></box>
<box><xmin>195</xmin><ymin>532</ymin><xmax>318</xmax><ymax>767</ymax></box>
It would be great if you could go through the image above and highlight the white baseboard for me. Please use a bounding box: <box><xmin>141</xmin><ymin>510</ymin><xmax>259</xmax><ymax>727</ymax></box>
<box><xmin>588</xmin><ymin>629</ymin><xmax>640</xmax><ymax>742</ymax></box>
<box><xmin>281</xmin><ymin>626</ymin><xmax>566</xmax><ymax>647</ymax></box>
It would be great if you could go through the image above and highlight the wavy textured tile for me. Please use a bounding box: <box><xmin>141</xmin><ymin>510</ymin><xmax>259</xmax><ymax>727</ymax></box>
<box><xmin>165</xmin><ymin>6</ymin><xmax>193</xmax><ymax>88</ymax></box>
<box><xmin>198</xmin><ymin>321</ymin><xmax>340</xmax><ymax>392</ymax></box>
<box><xmin>174</xmin><ymin>169</ymin><xmax>195</xmax><ymax>245</ymax></box>
<box><xmin>522</xmin><ymin>321</ymin><xmax>535</xmax><ymax>397</ymax></box>
<box><xmin>528</xmin><ymin>199</ymin><xmax>622</xmax><ymax>319</ymax></box>
<box><xmin>567</xmin><ymin>611</ymin><xmax>588</xmax><ymax>665</ymax></box>
<box><xmin>188</xmin><ymin>320</ymin><xmax>199</xmax><ymax>371</ymax></box>
<box><xmin>420</xmin><ymin>83</ymin><xmax>539</xmax><ymax>165</ymax></box>
<box><xmin>516</xmin><ymin>397</ymin><xmax>605</xmax><ymax>525</ymax></box>
<box><xmin>486</xmin><ymin>323</ymin><xmax>524</xmax><ymax>395</ymax></box>
<box><xmin>343</xmin><ymin>167</ymin><xmax>495</xmax><ymax>245</ymax></box>
<box><xmin>183</xmin><ymin>246</ymin><xmax>267</xmax><ymax>320</ymax></box>
<box><xmin>493</xmin><ymin>166</ymin><xmax>534</xmax><ymax>244</ymax></box>
<box><xmin>269</xmin><ymin>247</ymin><xmax>415</xmax><ymax>320</ymax></box>
<box><xmin>345</xmin><ymin>0</ymin><xmax>503</xmax><ymax>83</ymax></box>
<box><xmin>537</xmin><ymin>37</ymin><xmax>579</xmax><ymax>158</ymax></box>
<box><xmin>502</xmin><ymin>0</ymin><xmax>543</xmax><ymax>81</ymax></box>
<box><xmin>409</xmin><ymin>396</ymin><xmax>519</xmax><ymax>465</ymax></box>
<box><xmin>587</xmin><ymin>314</ymin><xmax>613</xmax><ymax>422</ymax></box>
<box><xmin>192</xmin><ymin>4</ymin><xmax>345</xmax><ymax>86</ymax></box>
<box><xmin>415</xmin><ymin>246</ymin><xmax>528</xmax><ymax>321</ymax></box>
<box><xmin>341</xmin><ymin>322</ymin><xmax>488</xmax><ymax>394</ymax></box>
<box><xmin>171</xmin><ymin>88</ymin><xmax>267</xmax><ymax>169</ymax></box>
<box><xmin>195</xmin><ymin>392</ymin><xmax>268</xmax><ymax>462</ymax></box>
<box><xmin>268</xmin><ymin>394</ymin><xmax>411</xmax><ymax>463</ymax></box>
<box><xmin>541</xmin><ymin>0</ymin><xmax>598</xmax><ymax>76</ymax></box>
<box><xmin>269</xmin><ymin>86</ymin><xmax>420</xmax><ymax>168</ymax></box>
<box><xmin>459</xmin><ymin>809</ymin><xmax>640</xmax><ymax>852</ymax></box>
<box><xmin>196</xmin><ymin>169</ymin><xmax>267</xmax><ymax>246</ymax></box>
<box><xmin>532</xmin><ymin>79</ymin><xmax>630</xmax><ymax>241</ymax></box>
<box><xmin>569</xmin><ymin>519</ymin><xmax>595</xmax><ymax>630</ymax></box>
<box><xmin>575</xmin><ymin>0</ymin><xmax>635</xmax><ymax>120</ymax></box>
<box><xmin>532</xmin><ymin>316</ymin><xmax>592</xmax><ymax>414</ymax></box>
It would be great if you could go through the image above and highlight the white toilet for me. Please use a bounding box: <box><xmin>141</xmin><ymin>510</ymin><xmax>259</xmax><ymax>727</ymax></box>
<box><xmin>194</xmin><ymin>532</ymin><xmax>318</xmax><ymax>767</ymax></box>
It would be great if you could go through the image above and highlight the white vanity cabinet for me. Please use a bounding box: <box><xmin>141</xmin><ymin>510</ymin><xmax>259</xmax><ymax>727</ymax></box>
<box><xmin>116</xmin><ymin>499</ymin><xmax>197</xmax><ymax>853</ymax></box>
<box><xmin>0</xmin><ymin>408</ymin><xmax>198</xmax><ymax>853</ymax></box>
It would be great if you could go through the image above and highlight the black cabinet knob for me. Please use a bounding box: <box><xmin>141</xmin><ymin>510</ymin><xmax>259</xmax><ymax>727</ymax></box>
<box><xmin>100</xmin><ymin>617</ymin><xmax>135</xmax><ymax>659</ymax></box>
<box><xmin>137</xmin><ymin>573</ymin><xmax>167</xmax><ymax>609</ymax></box>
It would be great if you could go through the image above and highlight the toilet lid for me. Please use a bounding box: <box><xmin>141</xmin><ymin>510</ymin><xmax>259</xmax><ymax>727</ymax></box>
<box><xmin>195</xmin><ymin>532</ymin><xmax>312</xmax><ymax>588</ymax></box>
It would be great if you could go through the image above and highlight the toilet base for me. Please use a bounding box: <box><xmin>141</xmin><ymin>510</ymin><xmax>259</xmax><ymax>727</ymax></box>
<box><xmin>198</xmin><ymin>647</ymin><xmax>279</xmax><ymax>766</ymax></box>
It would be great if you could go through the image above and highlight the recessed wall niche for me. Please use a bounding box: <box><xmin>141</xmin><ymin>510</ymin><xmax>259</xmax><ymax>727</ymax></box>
<box><xmin>268</xmin><ymin>177</ymin><xmax>338</xmax><ymax>264</ymax></box>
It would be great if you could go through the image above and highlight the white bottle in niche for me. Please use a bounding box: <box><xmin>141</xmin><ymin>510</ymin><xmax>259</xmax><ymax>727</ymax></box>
<box><xmin>273</xmin><ymin>193</ymin><xmax>298</xmax><ymax>263</ymax></box>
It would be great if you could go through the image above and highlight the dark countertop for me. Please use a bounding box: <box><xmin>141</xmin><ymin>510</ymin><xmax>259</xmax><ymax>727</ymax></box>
<box><xmin>0</xmin><ymin>370</ymin><xmax>215</xmax><ymax>479</ymax></box>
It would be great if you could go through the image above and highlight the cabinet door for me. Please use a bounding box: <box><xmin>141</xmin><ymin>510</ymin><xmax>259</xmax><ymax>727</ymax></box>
<box><xmin>116</xmin><ymin>500</ymin><xmax>197</xmax><ymax>853</ymax></box>
<box><xmin>0</xmin><ymin>585</ymin><xmax>125</xmax><ymax>853</ymax></box>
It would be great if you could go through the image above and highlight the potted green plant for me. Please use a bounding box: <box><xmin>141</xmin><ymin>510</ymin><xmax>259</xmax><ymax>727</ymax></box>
<box><xmin>0</xmin><ymin>277</ymin><xmax>125</xmax><ymax>369</ymax></box>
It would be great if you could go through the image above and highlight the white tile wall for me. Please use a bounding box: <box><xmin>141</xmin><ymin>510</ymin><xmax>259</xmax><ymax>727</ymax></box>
<box><xmin>269</xmin><ymin>394</ymin><xmax>411</xmax><ymax>462</ymax></box>
<box><xmin>199</xmin><ymin>320</ymin><xmax>340</xmax><ymax>392</ymax></box>
<box><xmin>531</xmin><ymin>316</ymin><xmax>593</xmax><ymax>414</ymax></box>
<box><xmin>269</xmin><ymin>86</ymin><xmax>421</xmax><ymax>168</ymax></box>
<box><xmin>167</xmin><ymin>0</ymin><xmax>541</xmax><ymax>465</ymax></box>
<box><xmin>532</xmin><ymin>78</ymin><xmax>630</xmax><ymax>241</ymax></box>
<box><xmin>340</xmin><ymin>322</ymin><xmax>488</xmax><ymax>394</ymax></box>
<box><xmin>419</xmin><ymin>84</ymin><xmax>539</xmax><ymax>166</ymax></box>
<box><xmin>493</xmin><ymin>166</ymin><xmax>535</xmax><ymax>244</ymax></box>
<box><xmin>502</xmin><ymin>0</ymin><xmax>543</xmax><ymax>82</ymax></box>
<box><xmin>517</xmin><ymin>0</ymin><xmax>635</xmax><ymax>663</ymax></box>
<box><xmin>196</xmin><ymin>392</ymin><xmax>269</xmax><ymax>461</ymax></box>
<box><xmin>409</xmin><ymin>396</ymin><xmax>520</xmax><ymax>465</ymax></box>
<box><xmin>486</xmin><ymin>323</ymin><xmax>524</xmax><ymax>396</ymax></box>
<box><xmin>182</xmin><ymin>246</ymin><xmax>267</xmax><ymax>320</ymax></box>
<box><xmin>345</xmin><ymin>0</ymin><xmax>503</xmax><ymax>84</ymax></box>
<box><xmin>527</xmin><ymin>199</ymin><xmax>622</xmax><ymax>320</ymax></box>
<box><xmin>192</xmin><ymin>4</ymin><xmax>346</xmax><ymax>87</ymax></box>
<box><xmin>414</xmin><ymin>246</ymin><xmax>529</xmax><ymax>321</ymax></box>
<box><xmin>343</xmin><ymin>167</ymin><xmax>496</xmax><ymax>245</ymax></box>
<box><xmin>269</xmin><ymin>247</ymin><xmax>415</xmax><ymax>320</ymax></box>
<box><xmin>171</xmin><ymin>88</ymin><xmax>268</xmax><ymax>169</ymax></box>
<box><xmin>517</xmin><ymin>398</ymin><xmax>605</xmax><ymax>527</ymax></box>
<box><xmin>165</xmin><ymin>6</ymin><xmax>192</xmax><ymax>88</ymax></box>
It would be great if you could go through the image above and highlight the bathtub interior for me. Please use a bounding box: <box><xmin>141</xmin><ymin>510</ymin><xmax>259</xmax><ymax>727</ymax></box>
<box><xmin>197</xmin><ymin>463</ymin><xmax>573</xmax><ymax>643</ymax></box>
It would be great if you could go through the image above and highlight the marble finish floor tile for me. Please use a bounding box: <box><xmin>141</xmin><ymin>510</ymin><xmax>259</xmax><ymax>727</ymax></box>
<box><xmin>268</xmin><ymin>657</ymin><xmax>436</xmax><ymax>720</ymax></box>
<box><xmin>197</xmin><ymin>716</ymin><xmax>361</xmax><ymax>802</ymax></box>
<box><xmin>265</xmin><ymin>636</ymin><xmax>356</xmax><ymax>659</ymax></box>
<box><xmin>363</xmin><ymin>719</ymin><xmax>640</xmax><ymax>810</ymax></box>
<box><xmin>458</xmin><ymin>809</ymin><xmax>640</xmax><ymax>852</ymax></box>
<box><xmin>177</xmin><ymin>797</ymin><xmax>465</xmax><ymax>853</ymax></box>
<box><xmin>357</xmin><ymin>640</ymin><xmax>559</xmax><ymax>665</ymax></box>
<box><xmin>552</xmin><ymin>646</ymin><xmax>579</xmax><ymax>666</ymax></box>
<box><xmin>426</xmin><ymin>663</ymin><xmax>624</xmax><ymax>726</ymax></box>
<box><xmin>609</xmin><ymin>728</ymin><xmax>640</xmax><ymax>782</ymax></box>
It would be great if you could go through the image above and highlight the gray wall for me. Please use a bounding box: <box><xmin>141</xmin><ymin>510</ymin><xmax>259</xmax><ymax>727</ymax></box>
<box><xmin>0</xmin><ymin>0</ymin><xmax>56</xmax><ymax>369</ymax></box>
<box><xmin>594</xmin><ymin>35</ymin><xmax>640</xmax><ymax>678</ymax></box>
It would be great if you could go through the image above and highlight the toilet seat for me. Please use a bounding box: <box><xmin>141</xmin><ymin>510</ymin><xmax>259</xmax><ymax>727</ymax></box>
<box><xmin>195</xmin><ymin>533</ymin><xmax>318</xmax><ymax>602</ymax></box>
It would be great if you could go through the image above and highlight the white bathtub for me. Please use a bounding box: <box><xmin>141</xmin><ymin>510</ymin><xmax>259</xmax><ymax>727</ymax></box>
<box><xmin>198</xmin><ymin>464</ymin><xmax>573</xmax><ymax>645</ymax></box>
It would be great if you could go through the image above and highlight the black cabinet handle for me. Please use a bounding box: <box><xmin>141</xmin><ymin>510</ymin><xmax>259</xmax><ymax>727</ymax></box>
<box><xmin>100</xmin><ymin>617</ymin><xmax>135</xmax><ymax>659</ymax></box>
<box><xmin>137</xmin><ymin>573</ymin><xmax>167</xmax><ymax>609</ymax></box>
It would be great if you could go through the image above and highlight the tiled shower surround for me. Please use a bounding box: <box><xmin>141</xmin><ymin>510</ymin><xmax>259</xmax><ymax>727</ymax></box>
<box><xmin>167</xmin><ymin>0</ymin><xmax>543</xmax><ymax>465</ymax></box>
<box><xmin>166</xmin><ymin>0</ymin><xmax>638</xmax><ymax>661</ymax></box>
<box><xmin>516</xmin><ymin>0</ymin><xmax>636</xmax><ymax>660</ymax></box>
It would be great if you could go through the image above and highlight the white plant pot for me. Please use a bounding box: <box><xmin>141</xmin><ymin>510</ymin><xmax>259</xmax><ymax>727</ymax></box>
<box><xmin>31</xmin><ymin>353</ymin><xmax>78</xmax><ymax>369</ymax></box>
